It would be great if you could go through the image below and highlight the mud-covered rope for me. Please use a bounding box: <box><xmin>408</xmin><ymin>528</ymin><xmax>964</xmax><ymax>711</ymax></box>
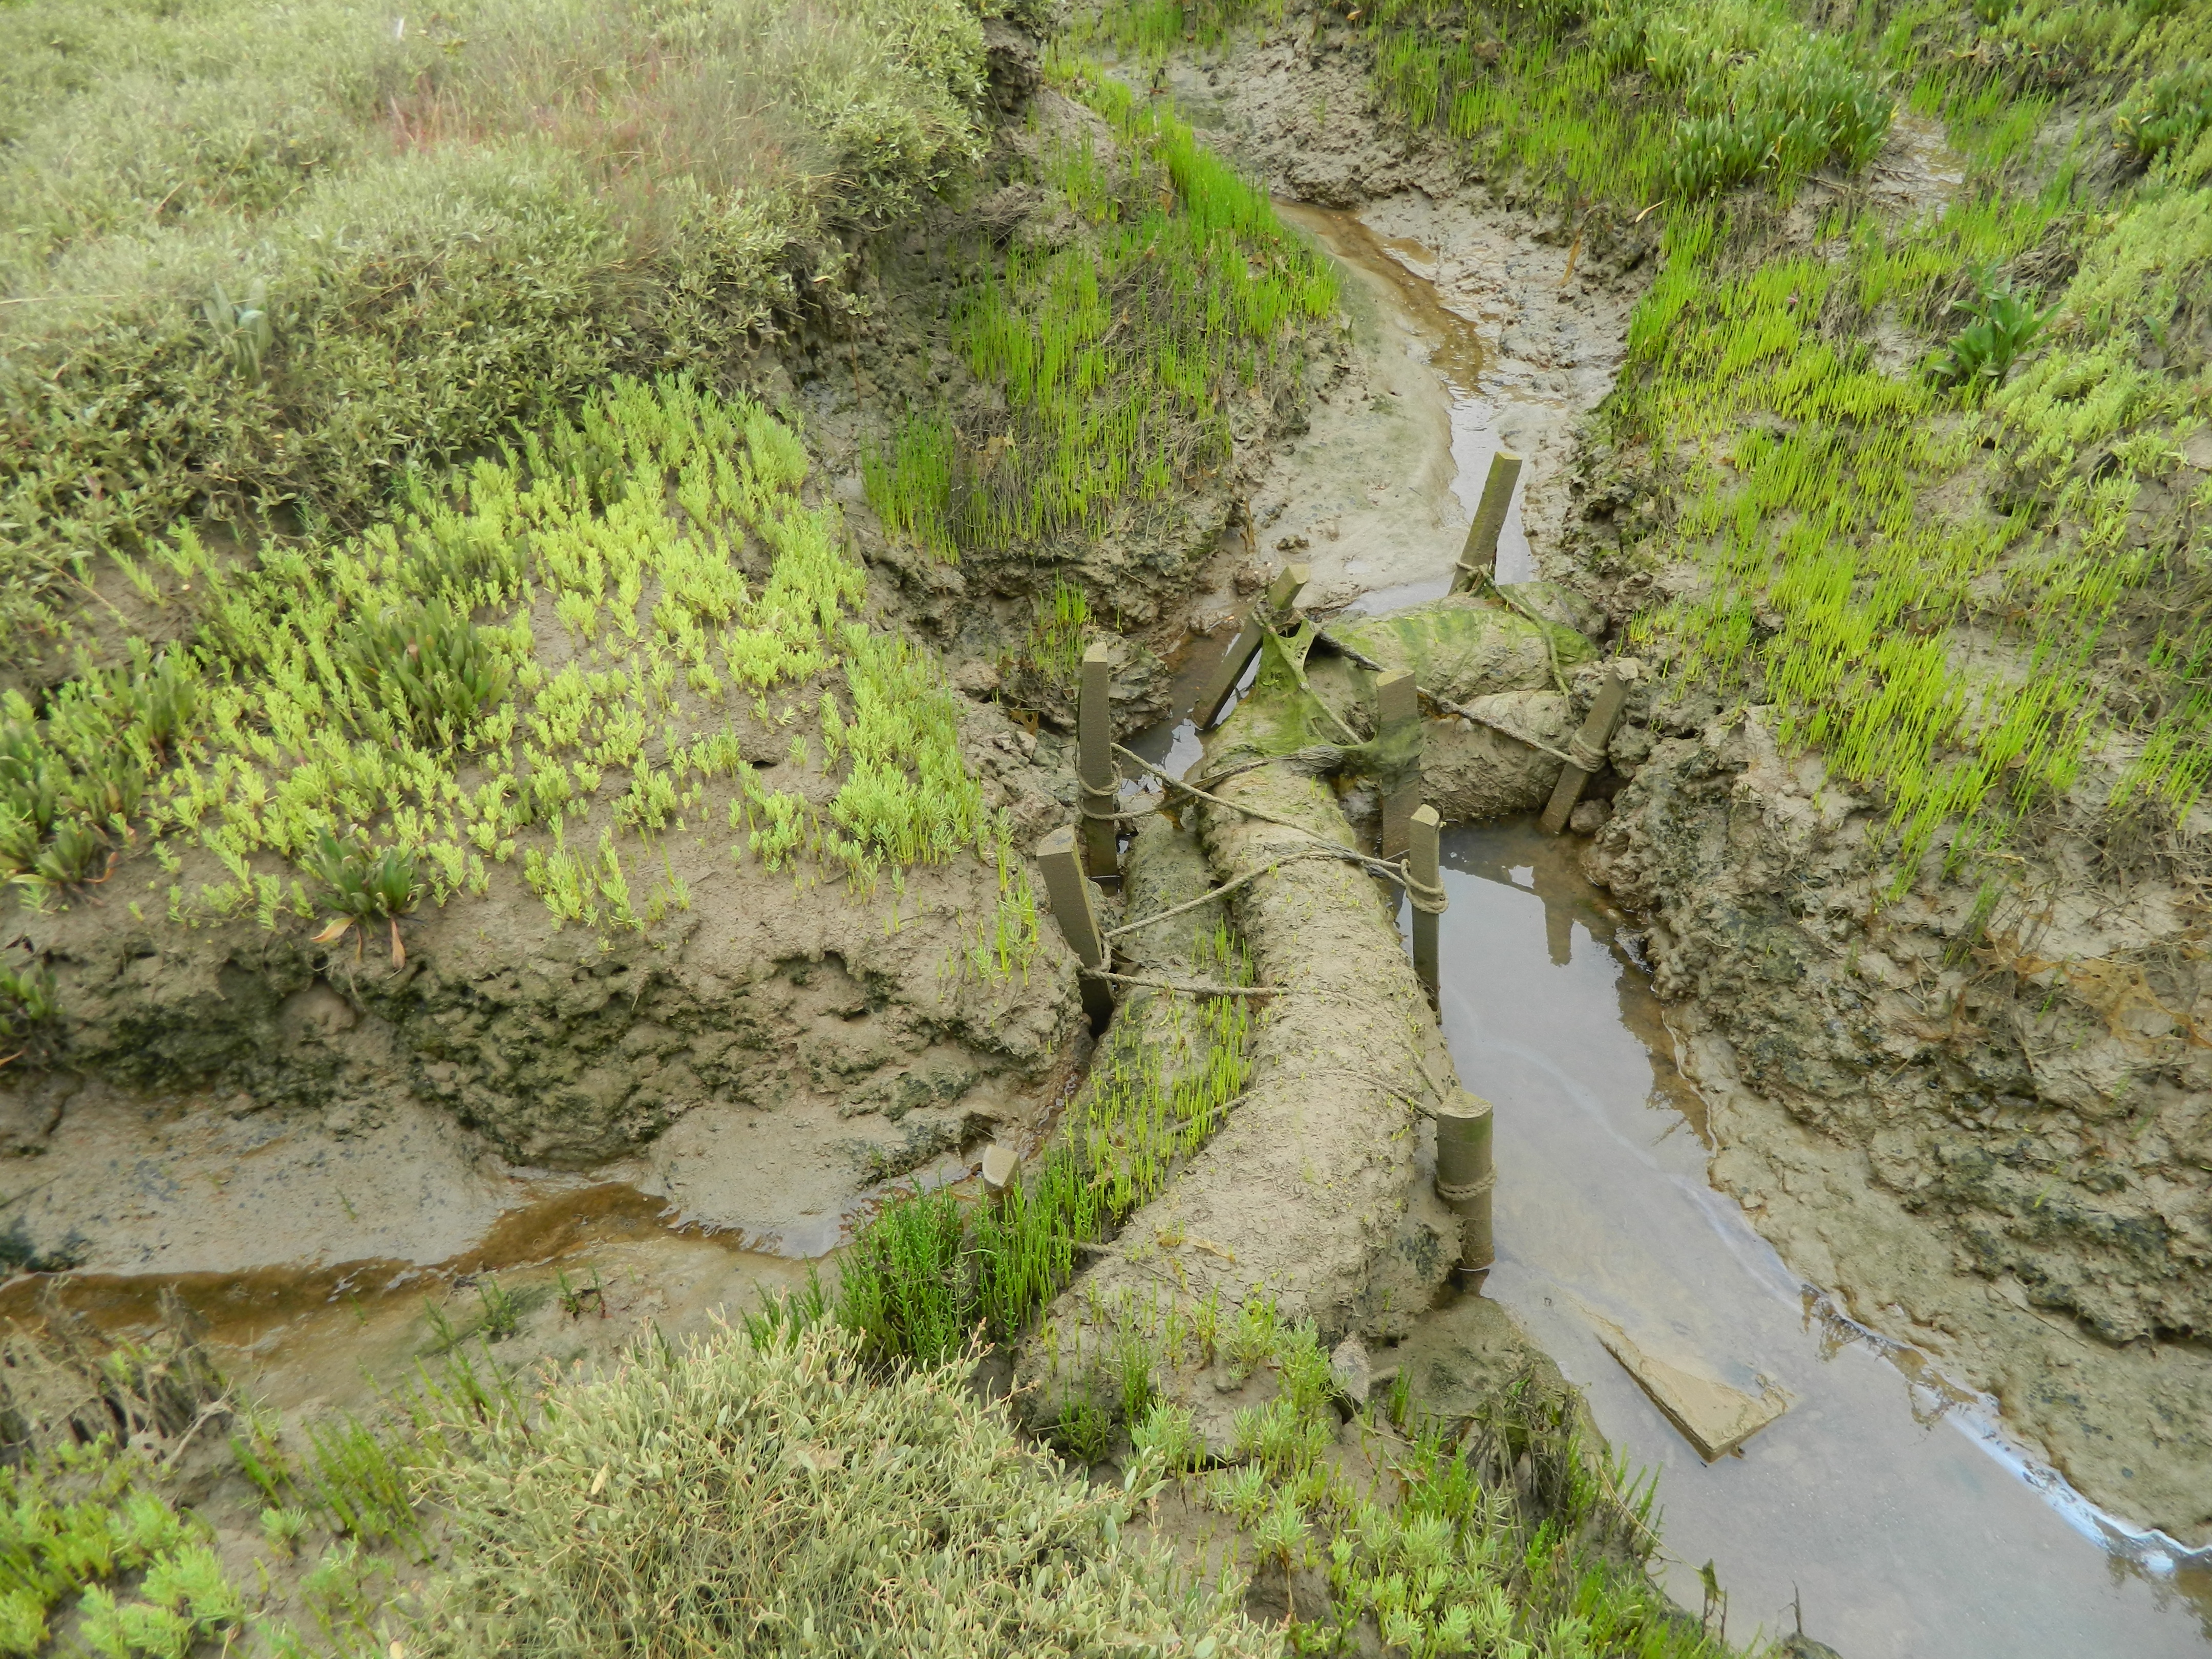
<box><xmin>1433</xmin><ymin>695</ymin><xmax>1576</xmax><ymax>766</ymax></box>
<box><xmin>1565</xmin><ymin>728</ymin><xmax>1609</xmax><ymax>773</ymax></box>
<box><xmin>1113</xmin><ymin>743</ymin><xmax>1411</xmax><ymax>883</ymax></box>
<box><xmin>1435</xmin><ymin>1169</ymin><xmax>1496</xmax><ymax>1204</ymax></box>
<box><xmin>1189</xmin><ymin>746</ymin><xmax>1346</xmax><ymax>792</ymax></box>
<box><xmin>1401</xmin><ymin>863</ymin><xmax>1449</xmax><ymax>916</ymax></box>
<box><xmin>1486</xmin><ymin>578</ymin><xmax>1571</xmax><ymax>696</ymax></box>
<box><xmin>1103</xmin><ymin>848</ymin><xmax>1343</xmax><ymax>940</ymax></box>
<box><xmin>1078</xmin><ymin>967</ymin><xmax>1277</xmax><ymax>998</ymax></box>
<box><xmin>1078</xmin><ymin>767</ymin><xmax>1125</xmax><ymax>823</ymax></box>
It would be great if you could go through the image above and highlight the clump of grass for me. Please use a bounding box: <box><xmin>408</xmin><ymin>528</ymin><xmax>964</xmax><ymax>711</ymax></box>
<box><xmin>836</xmin><ymin>1188</ymin><xmax>976</xmax><ymax>1366</ymax></box>
<box><xmin>0</xmin><ymin>961</ymin><xmax>59</xmax><ymax>1064</ymax></box>
<box><xmin>396</xmin><ymin>1318</ymin><xmax>1271</xmax><ymax>1657</ymax></box>
<box><xmin>306</xmin><ymin>833</ymin><xmax>421</xmax><ymax>966</ymax></box>
<box><xmin>337</xmin><ymin>600</ymin><xmax>512</xmax><ymax>745</ymax></box>
<box><xmin>1927</xmin><ymin>280</ymin><xmax>2056</xmax><ymax>388</ymax></box>
<box><xmin>864</xmin><ymin>63</ymin><xmax>1336</xmax><ymax>561</ymax></box>
<box><xmin>2113</xmin><ymin>62</ymin><xmax>2212</xmax><ymax>160</ymax></box>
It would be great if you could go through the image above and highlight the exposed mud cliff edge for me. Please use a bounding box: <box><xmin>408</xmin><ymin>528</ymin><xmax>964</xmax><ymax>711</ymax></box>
<box><xmin>1590</xmin><ymin>699</ymin><xmax>2212</xmax><ymax>1543</ymax></box>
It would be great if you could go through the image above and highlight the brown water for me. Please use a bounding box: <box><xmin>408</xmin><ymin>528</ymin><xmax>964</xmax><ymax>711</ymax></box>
<box><xmin>1423</xmin><ymin>821</ymin><xmax>2212</xmax><ymax>1654</ymax></box>
<box><xmin>7</xmin><ymin>1181</ymin><xmax>821</xmax><ymax>1413</ymax></box>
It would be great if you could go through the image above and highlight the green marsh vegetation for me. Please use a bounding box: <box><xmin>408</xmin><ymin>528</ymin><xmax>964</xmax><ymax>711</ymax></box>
<box><xmin>843</xmin><ymin>918</ymin><xmax>1257</xmax><ymax>1364</ymax></box>
<box><xmin>2</xmin><ymin>375</ymin><xmax>1042</xmax><ymax>970</ymax></box>
<box><xmin>835</xmin><ymin>906</ymin><xmax>1725</xmax><ymax>1655</ymax></box>
<box><xmin>0</xmin><ymin>0</ymin><xmax>1005</xmax><ymax>655</ymax></box>
<box><xmin>1337</xmin><ymin>0</ymin><xmax>2212</xmax><ymax>886</ymax></box>
<box><xmin>862</xmin><ymin>60</ymin><xmax>1341</xmax><ymax>563</ymax></box>
<box><xmin>0</xmin><ymin>1302</ymin><xmax>1272</xmax><ymax>1658</ymax></box>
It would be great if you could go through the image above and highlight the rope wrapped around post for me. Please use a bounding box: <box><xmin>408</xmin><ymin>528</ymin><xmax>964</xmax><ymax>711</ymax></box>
<box><xmin>1565</xmin><ymin>728</ymin><xmax>1610</xmax><ymax>774</ymax></box>
<box><xmin>1077</xmin><ymin>770</ymin><xmax>1125</xmax><ymax>824</ymax></box>
<box><xmin>1401</xmin><ymin>863</ymin><xmax>1449</xmax><ymax>917</ymax></box>
<box><xmin>1434</xmin><ymin>1090</ymin><xmax>1495</xmax><ymax>1274</ymax></box>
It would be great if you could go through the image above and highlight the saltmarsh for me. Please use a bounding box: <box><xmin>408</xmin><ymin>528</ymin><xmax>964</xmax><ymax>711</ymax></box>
<box><xmin>1355</xmin><ymin>0</ymin><xmax>2212</xmax><ymax>882</ymax></box>
<box><xmin>863</xmin><ymin>62</ymin><xmax>1341</xmax><ymax>562</ymax></box>
<box><xmin>1</xmin><ymin>375</ymin><xmax>1039</xmax><ymax>996</ymax></box>
<box><xmin>0</xmin><ymin>0</ymin><xmax>1000</xmax><ymax>653</ymax></box>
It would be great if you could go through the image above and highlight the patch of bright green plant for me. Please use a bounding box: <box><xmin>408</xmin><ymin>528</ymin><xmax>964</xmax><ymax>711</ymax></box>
<box><xmin>1071</xmin><ymin>0</ymin><xmax>1285</xmax><ymax>57</ymax></box>
<box><xmin>0</xmin><ymin>1435</ymin><xmax>237</xmax><ymax>1658</ymax></box>
<box><xmin>1603</xmin><ymin>47</ymin><xmax>2211</xmax><ymax>882</ymax></box>
<box><xmin>845</xmin><ymin>921</ymin><xmax>1256</xmax><ymax>1367</ymax></box>
<box><xmin>837</xmin><ymin>1187</ymin><xmax>977</xmax><ymax>1365</ymax></box>
<box><xmin>0</xmin><ymin>644</ymin><xmax>195</xmax><ymax>908</ymax></box>
<box><xmin>1927</xmin><ymin>279</ymin><xmax>2057</xmax><ymax>388</ymax></box>
<box><xmin>4</xmin><ymin>374</ymin><xmax>1032</xmax><ymax>954</ymax></box>
<box><xmin>0</xmin><ymin>961</ymin><xmax>59</xmax><ymax>1064</ymax></box>
<box><xmin>1095</xmin><ymin>1307</ymin><xmax>1724</xmax><ymax>1659</ymax></box>
<box><xmin>864</xmin><ymin>62</ymin><xmax>1336</xmax><ymax>560</ymax></box>
<box><xmin>1364</xmin><ymin>0</ymin><xmax>1889</xmax><ymax>212</ymax></box>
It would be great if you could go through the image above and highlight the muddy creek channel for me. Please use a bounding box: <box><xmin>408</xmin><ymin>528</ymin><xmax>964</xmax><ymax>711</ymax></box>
<box><xmin>1135</xmin><ymin>207</ymin><xmax>2212</xmax><ymax>1650</ymax></box>
<box><xmin>1420</xmin><ymin>821</ymin><xmax>2211</xmax><ymax>1654</ymax></box>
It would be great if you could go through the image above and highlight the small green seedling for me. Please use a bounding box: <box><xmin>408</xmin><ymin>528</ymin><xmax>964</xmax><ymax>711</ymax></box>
<box><xmin>307</xmin><ymin>832</ymin><xmax>422</xmax><ymax>966</ymax></box>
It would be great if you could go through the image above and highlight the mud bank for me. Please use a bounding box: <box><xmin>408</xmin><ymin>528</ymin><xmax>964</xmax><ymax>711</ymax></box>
<box><xmin>1588</xmin><ymin>706</ymin><xmax>2212</xmax><ymax>1545</ymax></box>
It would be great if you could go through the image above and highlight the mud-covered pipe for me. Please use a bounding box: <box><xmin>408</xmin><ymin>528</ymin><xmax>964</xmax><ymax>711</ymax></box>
<box><xmin>1434</xmin><ymin>1089</ymin><xmax>1495</xmax><ymax>1272</ymax></box>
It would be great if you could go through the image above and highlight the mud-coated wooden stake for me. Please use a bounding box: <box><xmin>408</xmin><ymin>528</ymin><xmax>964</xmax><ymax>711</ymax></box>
<box><xmin>1195</xmin><ymin>563</ymin><xmax>1309</xmax><ymax>730</ymax></box>
<box><xmin>981</xmin><ymin>1143</ymin><xmax>1019</xmax><ymax>1212</ymax></box>
<box><xmin>1408</xmin><ymin>804</ymin><xmax>1443</xmax><ymax>1002</ymax></box>
<box><xmin>1451</xmin><ymin>451</ymin><xmax>1523</xmax><ymax>592</ymax></box>
<box><xmin>1540</xmin><ymin>666</ymin><xmax>1634</xmax><ymax>834</ymax></box>
<box><xmin>1037</xmin><ymin>825</ymin><xmax>1116</xmax><ymax>1028</ymax></box>
<box><xmin>1434</xmin><ymin>1089</ymin><xmax>1495</xmax><ymax>1273</ymax></box>
<box><xmin>1078</xmin><ymin>641</ymin><xmax>1118</xmax><ymax>879</ymax></box>
<box><xmin>1377</xmin><ymin>670</ymin><xmax>1422</xmax><ymax>863</ymax></box>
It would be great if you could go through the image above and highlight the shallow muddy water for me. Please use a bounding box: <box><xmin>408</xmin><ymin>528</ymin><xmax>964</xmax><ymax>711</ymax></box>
<box><xmin>1415</xmin><ymin>821</ymin><xmax>2212</xmax><ymax>1654</ymax></box>
<box><xmin>7</xmin><ymin>1179</ymin><xmax>820</xmax><ymax>1414</ymax></box>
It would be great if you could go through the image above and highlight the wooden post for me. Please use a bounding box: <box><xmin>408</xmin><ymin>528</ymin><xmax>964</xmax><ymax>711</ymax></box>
<box><xmin>1376</xmin><ymin>670</ymin><xmax>1422</xmax><ymax>863</ymax></box>
<box><xmin>1434</xmin><ymin>1090</ymin><xmax>1495</xmax><ymax>1274</ymax></box>
<box><xmin>1540</xmin><ymin>666</ymin><xmax>1634</xmax><ymax>834</ymax></box>
<box><xmin>1451</xmin><ymin>451</ymin><xmax>1523</xmax><ymax>592</ymax></box>
<box><xmin>1194</xmin><ymin>563</ymin><xmax>1309</xmax><ymax>730</ymax></box>
<box><xmin>1077</xmin><ymin>641</ymin><xmax>1118</xmax><ymax>879</ymax></box>
<box><xmin>981</xmin><ymin>1143</ymin><xmax>1019</xmax><ymax>1212</ymax></box>
<box><xmin>1408</xmin><ymin>804</ymin><xmax>1443</xmax><ymax>1003</ymax></box>
<box><xmin>1037</xmin><ymin>825</ymin><xmax>1116</xmax><ymax>1028</ymax></box>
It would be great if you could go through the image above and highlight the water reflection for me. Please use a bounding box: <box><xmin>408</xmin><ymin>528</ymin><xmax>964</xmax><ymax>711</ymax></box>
<box><xmin>1424</xmin><ymin>818</ymin><xmax>2212</xmax><ymax>1654</ymax></box>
